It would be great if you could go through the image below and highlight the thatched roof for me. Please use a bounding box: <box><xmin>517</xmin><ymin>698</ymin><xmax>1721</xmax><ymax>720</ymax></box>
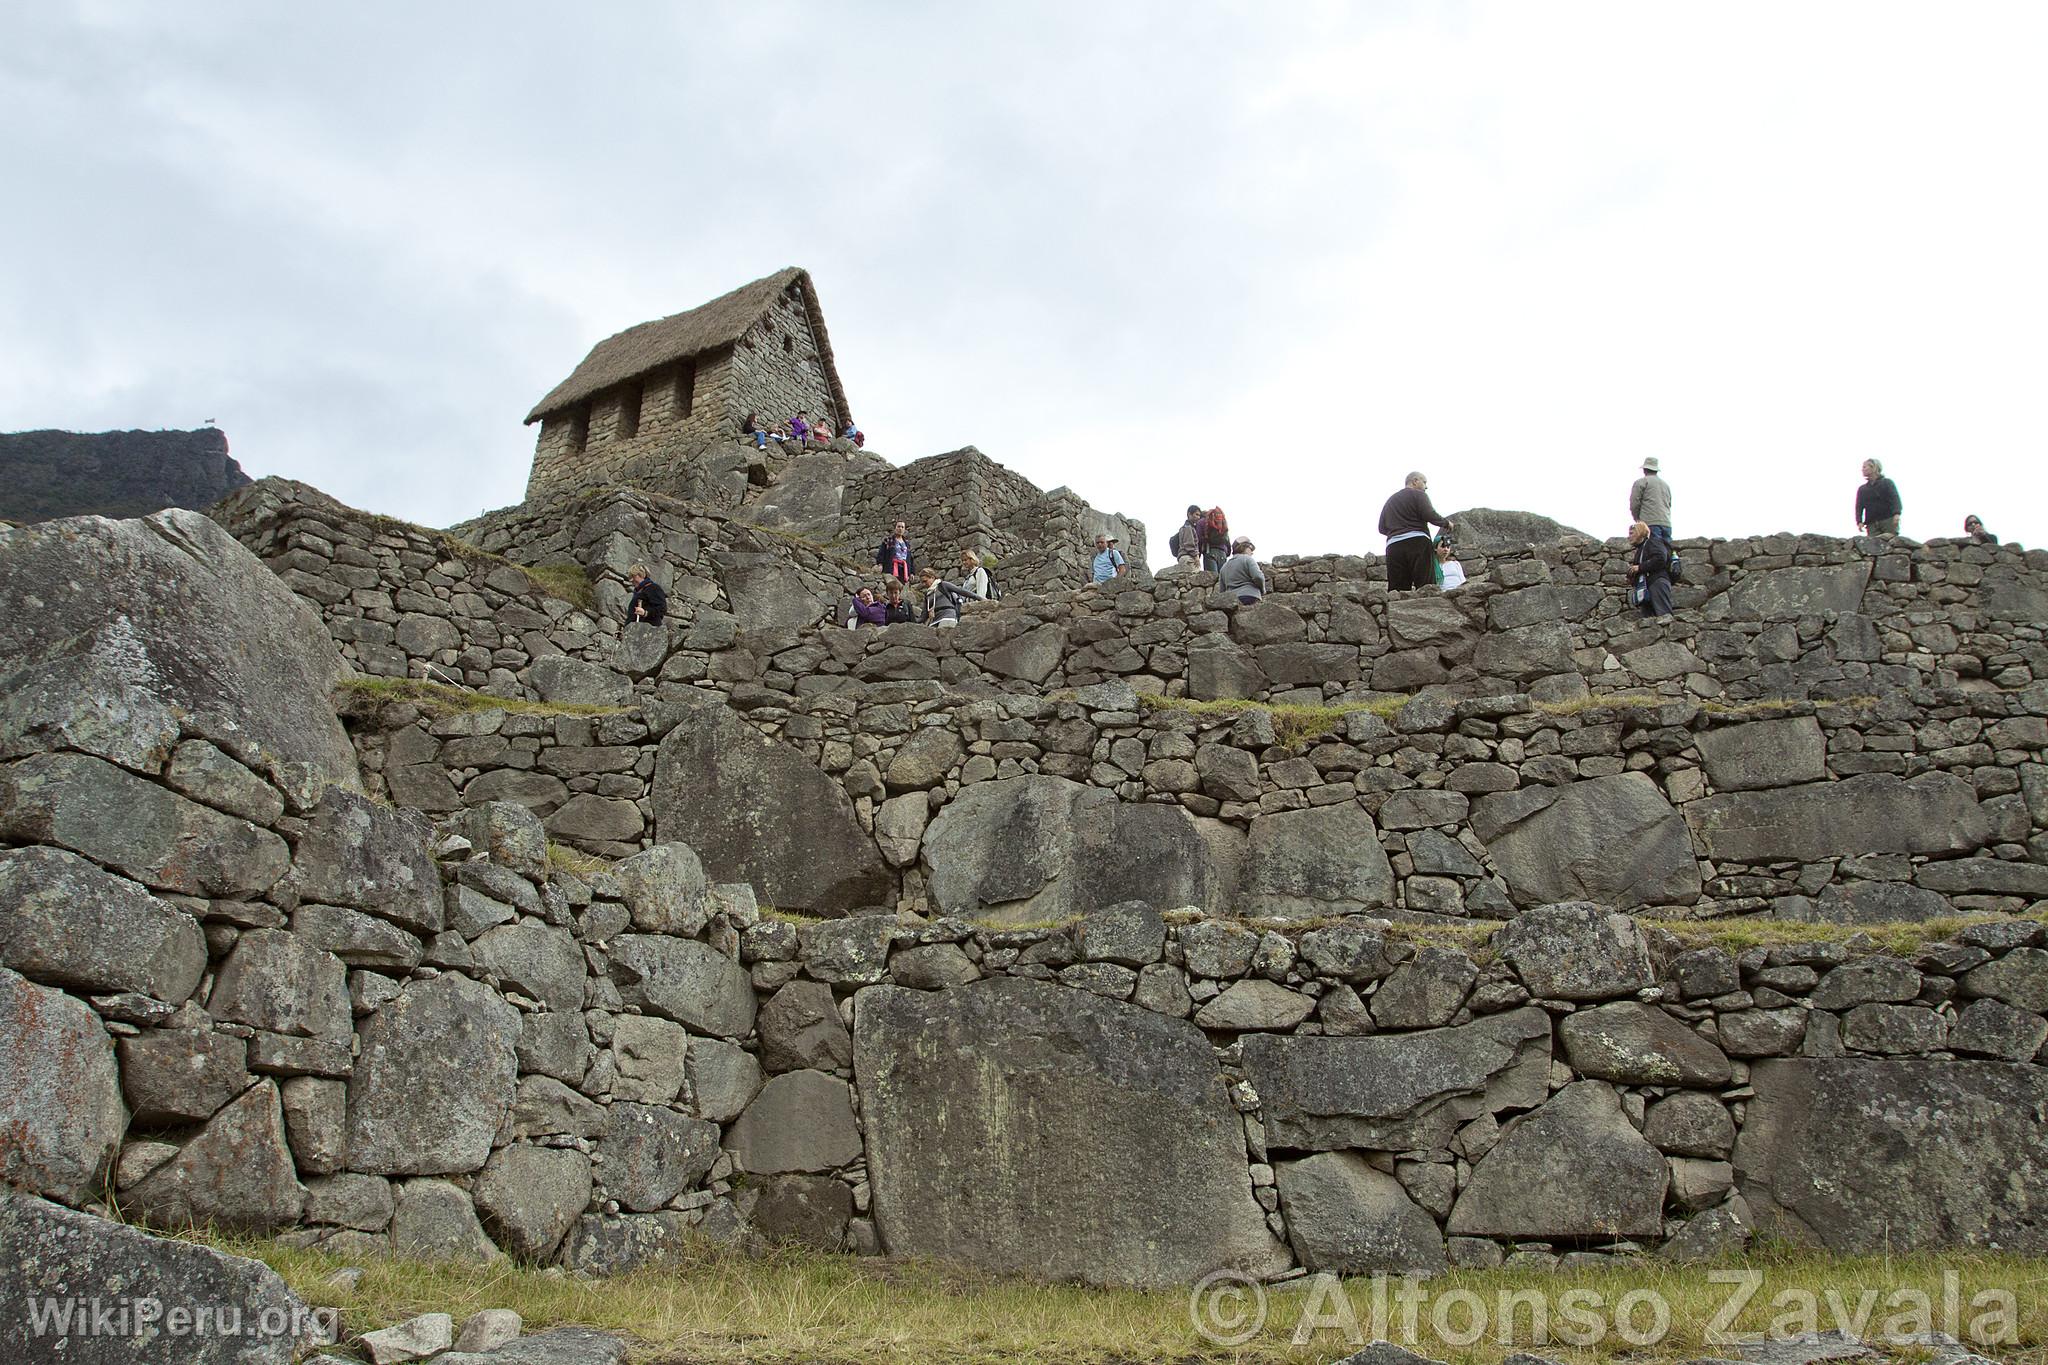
<box><xmin>524</xmin><ymin>267</ymin><xmax>849</xmax><ymax>424</ymax></box>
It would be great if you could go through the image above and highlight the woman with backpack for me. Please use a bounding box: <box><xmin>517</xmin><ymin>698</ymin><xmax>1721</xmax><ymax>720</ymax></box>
<box><xmin>918</xmin><ymin>566</ymin><xmax>972</xmax><ymax>629</ymax></box>
<box><xmin>957</xmin><ymin>550</ymin><xmax>991</xmax><ymax>601</ymax></box>
<box><xmin>1201</xmin><ymin>507</ymin><xmax>1230</xmax><ymax>574</ymax></box>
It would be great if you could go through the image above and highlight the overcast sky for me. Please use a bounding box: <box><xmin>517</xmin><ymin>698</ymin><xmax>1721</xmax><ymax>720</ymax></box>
<box><xmin>5</xmin><ymin>2</ymin><xmax>2044</xmax><ymax>559</ymax></box>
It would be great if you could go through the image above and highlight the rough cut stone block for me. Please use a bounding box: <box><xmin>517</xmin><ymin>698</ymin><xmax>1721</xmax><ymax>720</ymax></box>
<box><xmin>1242</xmin><ymin>1007</ymin><xmax>1551</xmax><ymax>1151</ymax></box>
<box><xmin>854</xmin><ymin>978</ymin><xmax>1288</xmax><ymax>1288</ymax></box>
<box><xmin>0</xmin><ymin>846</ymin><xmax>208</xmax><ymax>1003</ymax></box>
<box><xmin>0</xmin><ymin>966</ymin><xmax>126</xmax><ymax>1204</ymax></box>
<box><xmin>1447</xmin><ymin>1080</ymin><xmax>1666</xmax><ymax>1238</ymax></box>
<box><xmin>1735</xmin><ymin>1058</ymin><xmax>2048</xmax><ymax>1251</ymax></box>
<box><xmin>346</xmin><ymin>973</ymin><xmax>520</xmax><ymax>1175</ymax></box>
<box><xmin>0</xmin><ymin>1187</ymin><xmax>322</xmax><ymax>1364</ymax></box>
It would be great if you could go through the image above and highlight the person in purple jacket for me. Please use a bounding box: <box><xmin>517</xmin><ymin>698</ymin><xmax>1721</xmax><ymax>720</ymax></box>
<box><xmin>847</xmin><ymin>586</ymin><xmax>888</xmax><ymax>627</ymax></box>
<box><xmin>789</xmin><ymin>412</ymin><xmax>811</xmax><ymax>445</ymax></box>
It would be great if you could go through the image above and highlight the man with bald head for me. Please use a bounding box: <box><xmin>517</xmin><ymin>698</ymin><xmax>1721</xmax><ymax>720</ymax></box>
<box><xmin>1855</xmin><ymin>459</ymin><xmax>1902</xmax><ymax>536</ymax></box>
<box><xmin>1379</xmin><ymin>471</ymin><xmax>1453</xmax><ymax>591</ymax></box>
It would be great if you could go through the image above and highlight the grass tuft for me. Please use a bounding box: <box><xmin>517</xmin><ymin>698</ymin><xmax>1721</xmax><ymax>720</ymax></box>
<box><xmin>546</xmin><ymin>842</ymin><xmax>610</xmax><ymax>877</ymax></box>
<box><xmin>337</xmin><ymin>676</ymin><xmax>628</xmax><ymax>719</ymax></box>
<box><xmin>520</xmin><ymin>560</ymin><xmax>598</xmax><ymax>612</ymax></box>
<box><xmin>1642</xmin><ymin>908</ymin><xmax>2048</xmax><ymax>958</ymax></box>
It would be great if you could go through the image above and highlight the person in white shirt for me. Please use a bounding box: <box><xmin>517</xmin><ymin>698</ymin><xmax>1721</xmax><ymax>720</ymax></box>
<box><xmin>1435</xmin><ymin>538</ymin><xmax>1466</xmax><ymax>591</ymax></box>
<box><xmin>957</xmin><ymin>550</ymin><xmax>991</xmax><ymax>600</ymax></box>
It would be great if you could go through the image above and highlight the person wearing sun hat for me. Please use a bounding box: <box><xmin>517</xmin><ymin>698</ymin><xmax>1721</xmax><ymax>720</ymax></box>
<box><xmin>1630</xmin><ymin>457</ymin><xmax>1673</xmax><ymax>542</ymax></box>
<box><xmin>1090</xmin><ymin>533</ymin><xmax>1126</xmax><ymax>585</ymax></box>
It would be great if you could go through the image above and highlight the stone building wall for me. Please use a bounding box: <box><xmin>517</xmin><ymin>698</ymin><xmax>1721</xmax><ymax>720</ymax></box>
<box><xmin>726</xmin><ymin>290</ymin><xmax>839</xmax><ymax>434</ymax></box>
<box><xmin>525</xmin><ymin>350</ymin><xmax>736</xmax><ymax>503</ymax></box>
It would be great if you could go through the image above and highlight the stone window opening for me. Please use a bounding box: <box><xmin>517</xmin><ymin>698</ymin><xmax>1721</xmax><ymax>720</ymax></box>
<box><xmin>782</xmin><ymin>334</ymin><xmax>794</xmax><ymax>354</ymax></box>
<box><xmin>567</xmin><ymin>405</ymin><xmax>588</xmax><ymax>455</ymax></box>
<box><xmin>673</xmin><ymin>362</ymin><xmax>695</xmax><ymax>419</ymax></box>
<box><xmin>617</xmin><ymin>383</ymin><xmax>642</xmax><ymax>441</ymax></box>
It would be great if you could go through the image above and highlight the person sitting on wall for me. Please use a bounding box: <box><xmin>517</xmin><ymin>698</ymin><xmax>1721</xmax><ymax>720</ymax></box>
<box><xmin>1434</xmin><ymin>536</ymin><xmax>1466</xmax><ymax>590</ymax></box>
<box><xmin>875</xmin><ymin>520</ymin><xmax>917</xmax><ymax>582</ymax></box>
<box><xmin>846</xmin><ymin>586</ymin><xmax>888</xmax><ymax>628</ymax></box>
<box><xmin>1626</xmin><ymin>522</ymin><xmax>1674</xmax><ymax>618</ymax></box>
<box><xmin>919</xmin><ymin>565</ymin><xmax>972</xmax><ymax>628</ymax></box>
<box><xmin>1964</xmin><ymin>514</ymin><xmax>1996</xmax><ymax>544</ymax></box>
<box><xmin>743</xmin><ymin>411</ymin><xmax>788</xmax><ymax>449</ymax></box>
<box><xmin>843</xmin><ymin>419</ymin><xmax>865</xmax><ymax>448</ymax></box>
<box><xmin>956</xmin><ymin>549</ymin><xmax>991</xmax><ymax>600</ymax></box>
<box><xmin>883</xmin><ymin>577</ymin><xmax>918</xmax><ymax>623</ymax></box>
<box><xmin>625</xmin><ymin>564</ymin><xmax>668</xmax><ymax>626</ymax></box>
<box><xmin>1219</xmin><ymin>537</ymin><xmax>1269</xmax><ymax>605</ymax></box>
<box><xmin>788</xmin><ymin>412</ymin><xmax>811</xmax><ymax>446</ymax></box>
<box><xmin>1090</xmin><ymin>533</ymin><xmax>1126</xmax><ymax>584</ymax></box>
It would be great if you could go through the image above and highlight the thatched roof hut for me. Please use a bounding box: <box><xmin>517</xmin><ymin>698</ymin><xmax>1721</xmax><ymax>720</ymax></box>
<box><xmin>524</xmin><ymin>267</ymin><xmax>850</xmax><ymax>426</ymax></box>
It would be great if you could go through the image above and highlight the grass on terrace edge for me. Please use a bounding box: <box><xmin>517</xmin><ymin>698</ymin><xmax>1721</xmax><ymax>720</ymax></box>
<box><xmin>186</xmin><ymin>1230</ymin><xmax>2046</xmax><ymax>1365</ymax></box>
<box><xmin>1136</xmin><ymin>692</ymin><xmax>1879</xmax><ymax>749</ymax></box>
<box><xmin>336</xmin><ymin>676</ymin><xmax>627</xmax><ymax>719</ymax></box>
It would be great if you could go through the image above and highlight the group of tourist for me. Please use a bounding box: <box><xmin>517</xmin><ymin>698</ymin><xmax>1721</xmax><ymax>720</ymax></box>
<box><xmin>742</xmin><ymin>410</ymin><xmax>863</xmax><ymax>451</ymax></box>
<box><xmin>843</xmin><ymin>521</ymin><xmax>994</xmax><ymax>629</ymax></box>
<box><xmin>625</xmin><ymin>441</ymin><xmax>1994</xmax><ymax>636</ymax></box>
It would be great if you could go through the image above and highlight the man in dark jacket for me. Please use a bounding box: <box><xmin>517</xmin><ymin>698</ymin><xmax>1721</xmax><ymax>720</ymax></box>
<box><xmin>1855</xmin><ymin>460</ymin><xmax>1903</xmax><ymax>536</ymax></box>
<box><xmin>875</xmin><ymin>520</ymin><xmax>917</xmax><ymax>583</ymax></box>
<box><xmin>625</xmin><ymin>564</ymin><xmax>668</xmax><ymax>626</ymax></box>
<box><xmin>1379</xmin><ymin>471</ymin><xmax>1453</xmax><ymax>591</ymax></box>
<box><xmin>1627</xmin><ymin>522</ymin><xmax>1674</xmax><ymax>618</ymax></box>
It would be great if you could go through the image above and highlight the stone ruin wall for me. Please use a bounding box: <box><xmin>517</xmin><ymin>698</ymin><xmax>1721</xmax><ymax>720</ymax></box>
<box><xmin>5</xmin><ymin>775</ymin><xmax>2045</xmax><ymax>1284</ymax></box>
<box><xmin>836</xmin><ymin>446</ymin><xmax>1148</xmax><ymax>591</ymax></box>
<box><xmin>4</xmin><ymin>492</ymin><xmax>2048</xmax><ymax>1294</ymax></box>
<box><xmin>220</xmin><ymin>477</ymin><xmax>2048</xmax><ymax>929</ymax></box>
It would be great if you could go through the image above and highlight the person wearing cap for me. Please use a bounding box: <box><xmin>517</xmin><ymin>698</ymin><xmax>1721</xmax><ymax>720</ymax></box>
<box><xmin>1378</xmin><ymin>472</ymin><xmax>1453</xmax><ymax>591</ymax></box>
<box><xmin>1629</xmin><ymin>458</ymin><xmax>1673</xmax><ymax>542</ymax></box>
<box><xmin>1856</xmin><ymin>459</ymin><xmax>1902</xmax><ymax>536</ymax></box>
<box><xmin>1090</xmin><ymin>533</ymin><xmax>1126</xmax><ymax>584</ymax></box>
<box><xmin>1219</xmin><ymin>537</ymin><xmax>1269</xmax><ymax>605</ymax></box>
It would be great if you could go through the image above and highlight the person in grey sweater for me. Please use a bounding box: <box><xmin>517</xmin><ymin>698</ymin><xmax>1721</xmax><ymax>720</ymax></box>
<box><xmin>1219</xmin><ymin>538</ymin><xmax>1269</xmax><ymax>605</ymax></box>
<box><xmin>1629</xmin><ymin>458</ymin><xmax>1672</xmax><ymax>541</ymax></box>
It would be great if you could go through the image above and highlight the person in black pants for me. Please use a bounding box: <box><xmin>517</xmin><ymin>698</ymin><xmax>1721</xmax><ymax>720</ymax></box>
<box><xmin>625</xmin><ymin>563</ymin><xmax>667</xmax><ymax>626</ymax></box>
<box><xmin>1379</xmin><ymin>471</ymin><xmax>1453</xmax><ymax>591</ymax></box>
<box><xmin>1855</xmin><ymin>459</ymin><xmax>1903</xmax><ymax>536</ymax></box>
<box><xmin>1627</xmin><ymin>523</ymin><xmax>1674</xmax><ymax>618</ymax></box>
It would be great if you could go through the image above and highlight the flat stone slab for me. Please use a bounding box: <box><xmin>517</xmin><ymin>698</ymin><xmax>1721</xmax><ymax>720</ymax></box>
<box><xmin>853</xmin><ymin>976</ymin><xmax>1287</xmax><ymax>1288</ymax></box>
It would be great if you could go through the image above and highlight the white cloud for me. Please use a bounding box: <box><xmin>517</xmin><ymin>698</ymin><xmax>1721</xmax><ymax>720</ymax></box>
<box><xmin>2</xmin><ymin>0</ymin><xmax>2042</xmax><ymax>552</ymax></box>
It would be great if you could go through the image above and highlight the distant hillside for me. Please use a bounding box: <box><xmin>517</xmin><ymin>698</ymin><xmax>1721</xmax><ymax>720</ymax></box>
<box><xmin>0</xmin><ymin>427</ymin><xmax>253</xmax><ymax>523</ymax></box>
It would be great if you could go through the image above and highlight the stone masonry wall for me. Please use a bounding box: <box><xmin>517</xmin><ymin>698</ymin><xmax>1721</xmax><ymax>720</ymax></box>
<box><xmin>727</xmin><ymin>289</ymin><xmax>839</xmax><ymax>435</ymax></box>
<box><xmin>346</xmin><ymin>681</ymin><xmax>2048</xmax><ymax>928</ymax></box>
<box><xmin>7</xmin><ymin>779</ymin><xmax>2044</xmax><ymax>1284</ymax></box>
<box><xmin>217</xmin><ymin>480</ymin><xmax>871</xmax><ymax>703</ymax></box>
<box><xmin>838</xmin><ymin>446</ymin><xmax>1147</xmax><ymax>592</ymax></box>
<box><xmin>6</xmin><ymin>495</ymin><xmax>2047</xmax><ymax>1297</ymax></box>
<box><xmin>525</xmin><ymin>349</ymin><xmax>734</xmax><ymax>503</ymax></box>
